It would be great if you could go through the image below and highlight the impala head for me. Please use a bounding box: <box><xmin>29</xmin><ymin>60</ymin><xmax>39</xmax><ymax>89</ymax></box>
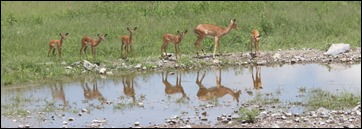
<box><xmin>252</xmin><ymin>29</ymin><xmax>261</xmax><ymax>42</ymax></box>
<box><xmin>230</xmin><ymin>19</ymin><xmax>237</xmax><ymax>30</ymax></box>
<box><xmin>97</xmin><ymin>34</ymin><xmax>107</xmax><ymax>41</ymax></box>
<box><xmin>177</xmin><ymin>30</ymin><xmax>188</xmax><ymax>38</ymax></box>
<box><xmin>127</xmin><ymin>27</ymin><xmax>138</xmax><ymax>33</ymax></box>
<box><xmin>60</xmin><ymin>33</ymin><xmax>69</xmax><ymax>40</ymax></box>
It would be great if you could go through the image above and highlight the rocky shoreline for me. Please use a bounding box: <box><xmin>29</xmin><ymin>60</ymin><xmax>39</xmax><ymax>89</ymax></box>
<box><xmin>136</xmin><ymin>103</ymin><xmax>361</xmax><ymax>128</ymax></box>
<box><xmin>66</xmin><ymin>46</ymin><xmax>361</xmax><ymax>75</ymax></box>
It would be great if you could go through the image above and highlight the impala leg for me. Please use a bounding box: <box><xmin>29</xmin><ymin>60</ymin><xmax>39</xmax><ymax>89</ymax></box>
<box><xmin>254</xmin><ymin>40</ymin><xmax>257</xmax><ymax>55</ymax></box>
<box><xmin>174</xmin><ymin>44</ymin><xmax>178</xmax><ymax>59</ymax></box>
<box><xmin>58</xmin><ymin>47</ymin><xmax>62</xmax><ymax>58</ymax></box>
<box><xmin>48</xmin><ymin>47</ymin><xmax>53</xmax><ymax>57</ymax></box>
<box><xmin>249</xmin><ymin>37</ymin><xmax>254</xmax><ymax>53</ymax></box>
<box><xmin>217</xmin><ymin>39</ymin><xmax>221</xmax><ymax>56</ymax></box>
<box><xmin>194</xmin><ymin>35</ymin><xmax>205</xmax><ymax>57</ymax></box>
<box><xmin>213</xmin><ymin>37</ymin><xmax>219</xmax><ymax>59</ymax></box>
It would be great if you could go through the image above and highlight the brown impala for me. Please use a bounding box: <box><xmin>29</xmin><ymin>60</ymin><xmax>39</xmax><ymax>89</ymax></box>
<box><xmin>194</xmin><ymin>19</ymin><xmax>237</xmax><ymax>59</ymax></box>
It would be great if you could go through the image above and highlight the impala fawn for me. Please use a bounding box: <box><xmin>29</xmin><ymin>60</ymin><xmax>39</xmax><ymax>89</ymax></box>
<box><xmin>251</xmin><ymin>66</ymin><xmax>262</xmax><ymax>90</ymax></box>
<box><xmin>194</xmin><ymin>19</ymin><xmax>237</xmax><ymax>59</ymax></box>
<box><xmin>162</xmin><ymin>71</ymin><xmax>188</xmax><ymax>100</ymax></box>
<box><xmin>160</xmin><ymin>30</ymin><xmax>188</xmax><ymax>60</ymax></box>
<box><xmin>80</xmin><ymin>34</ymin><xmax>107</xmax><ymax>59</ymax></box>
<box><xmin>250</xmin><ymin>29</ymin><xmax>261</xmax><ymax>55</ymax></box>
<box><xmin>47</xmin><ymin>33</ymin><xmax>69</xmax><ymax>59</ymax></box>
<box><xmin>195</xmin><ymin>69</ymin><xmax>241</xmax><ymax>102</ymax></box>
<box><xmin>121</xmin><ymin>27</ymin><xmax>137</xmax><ymax>58</ymax></box>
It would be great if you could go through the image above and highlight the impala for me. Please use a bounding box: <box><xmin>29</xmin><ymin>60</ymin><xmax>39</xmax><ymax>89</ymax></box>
<box><xmin>160</xmin><ymin>30</ymin><xmax>188</xmax><ymax>60</ymax></box>
<box><xmin>121</xmin><ymin>27</ymin><xmax>137</xmax><ymax>58</ymax></box>
<box><xmin>162</xmin><ymin>71</ymin><xmax>188</xmax><ymax>100</ymax></box>
<box><xmin>48</xmin><ymin>33</ymin><xmax>69</xmax><ymax>59</ymax></box>
<box><xmin>195</xmin><ymin>69</ymin><xmax>241</xmax><ymax>102</ymax></box>
<box><xmin>250</xmin><ymin>29</ymin><xmax>261</xmax><ymax>55</ymax></box>
<box><xmin>80</xmin><ymin>34</ymin><xmax>107</xmax><ymax>59</ymax></box>
<box><xmin>194</xmin><ymin>19</ymin><xmax>237</xmax><ymax>59</ymax></box>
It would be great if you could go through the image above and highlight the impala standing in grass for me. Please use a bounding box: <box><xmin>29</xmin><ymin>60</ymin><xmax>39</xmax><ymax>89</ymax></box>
<box><xmin>194</xmin><ymin>19</ymin><xmax>237</xmax><ymax>59</ymax></box>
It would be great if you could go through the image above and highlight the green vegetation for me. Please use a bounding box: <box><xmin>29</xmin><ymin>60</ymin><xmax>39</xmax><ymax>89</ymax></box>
<box><xmin>305</xmin><ymin>88</ymin><xmax>361</xmax><ymax>110</ymax></box>
<box><xmin>1</xmin><ymin>1</ymin><xmax>361</xmax><ymax>86</ymax></box>
<box><xmin>238</xmin><ymin>108</ymin><xmax>260</xmax><ymax>123</ymax></box>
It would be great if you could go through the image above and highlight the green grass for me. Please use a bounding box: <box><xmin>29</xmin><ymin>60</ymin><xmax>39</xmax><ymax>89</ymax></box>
<box><xmin>1</xmin><ymin>1</ymin><xmax>361</xmax><ymax>86</ymax></box>
<box><xmin>305</xmin><ymin>88</ymin><xmax>361</xmax><ymax>110</ymax></box>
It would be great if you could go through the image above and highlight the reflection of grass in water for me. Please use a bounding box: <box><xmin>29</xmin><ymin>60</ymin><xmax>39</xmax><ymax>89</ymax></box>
<box><xmin>305</xmin><ymin>88</ymin><xmax>361</xmax><ymax>110</ymax></box>
<box><xmin>2</xmin><ymin>95</ymin><xmax>33</xmax><ymax>117</ymax></box>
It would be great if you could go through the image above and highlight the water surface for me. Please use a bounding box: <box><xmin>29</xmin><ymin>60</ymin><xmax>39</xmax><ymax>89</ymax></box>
<box><xmin>1</xmin><ymin>63</ymin><xmax>360</xmax><ymax>127</ymax></box>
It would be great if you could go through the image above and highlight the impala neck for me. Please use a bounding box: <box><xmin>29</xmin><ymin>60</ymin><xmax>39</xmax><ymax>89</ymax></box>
<box><xmin>94</xmin><ymin>38</ymin><xmax>102</xmax><ymax>47</ymax></box>
<box><xmin>60</xmin><ymin>37</ymin><xmax>64</xmax><ymax>46</ymax></box>
<box><xmin>129</xmin><ymin>32</ymin><xmax>133</xmax><ymax>43</ymax></box>
<box><xmin>221</xmin><ymin>22</ymin><xmax>234</xmax><ymax>36</ymax></box>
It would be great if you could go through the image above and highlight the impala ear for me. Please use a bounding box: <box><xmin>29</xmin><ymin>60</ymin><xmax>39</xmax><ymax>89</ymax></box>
<box><xmin>233</xmin><ymin>19</ymin><xmax>236</xmax><ymax>22</ymax></box>
<box><xmin>134</xmin><ymin>27</ymin><xmax>137</xmax><ymax>30</ymax></box>
<box><xmin>184</xmin><ymin>30</ymin><xmax>188</xmax><ymax>33</ymax></box>
<box><xmin>177</xmin><ymin>31</ymin><xmax>180</xmax><ymax>34</ymax></box>
<box><xmin>97</xmin><ymin>34</ymin><xmax>100</xmax><ymax>37</ymax></box>
<box><xmin>104</xmin><ymin>34</ymin><xmax>108</xmax><ymax>37</ymax></box>
<box><xmin>127</xmin><ymin>28</ymin><xmax>130</xmax><ymax>31</ymax></box>
<box><xmin>59</xmin><ymin>33</ymin><xmax>62</xmax><ymax>36</ymax></box>
<box><xmin>65</xmin><ymin>33</ymin><xmax>69</xmax><ymax>36</ymax></box>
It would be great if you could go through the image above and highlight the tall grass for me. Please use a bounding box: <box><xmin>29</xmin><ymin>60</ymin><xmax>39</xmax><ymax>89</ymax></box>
<box><xmin>1</xmin><ymin>1</ymin><xmax>361</xmax><ymax>86</ymax></box>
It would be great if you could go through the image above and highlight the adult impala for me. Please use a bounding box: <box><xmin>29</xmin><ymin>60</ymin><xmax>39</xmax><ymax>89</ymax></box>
<box><xmin>250</xmin><ymin>29</ymin><xmax>261</xmax><ymax>55</ymax></box>
<box><xmin>47</xmin><ymin>33</ymin><xmax>69</xmax><ymax>59</ymax></box>
<box><xmin>121</xmin><ymin>27</ymin><xmax>137</xmax><ymax>58</ymax></box>
<box><xmin>195</xmin><ymin>69</ymin><xmax>241</xmax><ymax>102</ymax></box>
<box><xmin>194</xmin><ymin>19</ymin><xmax>237</xmax><ymax>59</ymax></box>
<box><xmin>80</xmin><ymin>34</ymin><xmax>107</xmax><ymax>59</ymax></box>
<box><xmin>160</xmin><ymin>30</ymin><xmax>188</xmax><ymax>60</ymax></box>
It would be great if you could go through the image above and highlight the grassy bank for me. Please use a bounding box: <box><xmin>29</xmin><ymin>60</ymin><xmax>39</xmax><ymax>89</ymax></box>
<box><xmin>1</xmin><ymin>1</ymin><xmax>361</xmax><ymax>86</ymax></box>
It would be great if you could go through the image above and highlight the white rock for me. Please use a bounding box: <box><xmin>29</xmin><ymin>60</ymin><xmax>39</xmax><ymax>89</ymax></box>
<box><xmin>324</xmin><ymin>43</ymin><xmax>350</xmax><ymax>56</ymax></box>
<box><xmin>99</xmin><ymin>68</ymin><xmax>106</xmax><ymax>74</ymax></box>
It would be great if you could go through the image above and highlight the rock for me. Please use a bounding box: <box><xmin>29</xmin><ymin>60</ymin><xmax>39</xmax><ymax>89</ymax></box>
<box><xmin>272</xmin><ymin>124</ymin><xmax>280</xmax><ymax>128</ymax></box>
<box><xmin>256</xmin><ymin>60</ymin><xmax>267</xmax><ymax>65</ymax></box>
<box><xmin>294</xmin><ymin>118</ymin><xmax>300</xmax><ymax>122</ymax></box>
<box><xmin>99</xmin><ymin>68</ymin><xmax>106</xmax><ymax>74</ymax></box>
<box><xmin>324</xmin><ymin>43</ymin><xmax>350</xmax><ymax>56</ymax></box>
<box><xmin>135</xmin><ymin>64</ymin><xmax>142</xmax><ymax>69</ymax></box>
<box><xmin>134</xmin><ymin>121</ymin><xmax>140</xmax><ymax>126</ymax></box>
<box><xmin>138</xmin><ymin>102</ymin><xmax>144</xmax><ymax>107</ymax></box>
<box><xmin>83</xmin><ymin>60</ymin><xmax>97</xmax><ymax>71</ymax></box>
<box><xmin>65</xmin><ymin>66</ymin><xmax>72</xmax><ymax>69</ymax></box>
<box><xmin>272</xmin><ymin>53</ymin><xmax>281</xmax><ymax>60</ymax></box>
<box><xmin>284</xmin><ymin>112</ymin><xmax>293</xmax><ymax>117</ymax></box>
<box><xmin>68</xmin><ymin>117</ymin><xmax>74</xmax><ymax>121</ymax></box>
<box><xmin>71</xmin><ymin>61</ymin><xmax>81</xmax><ymax>66</ymax></box>
<box><xmin>60</xmin><ymin>125</ymin><xmax>68</xmax><ymax>128</ymax></box>
<box><xmin>231</xmin><ymin>114</ymin><xmax>240</xmax><ymax>119</ymax></box>
<box><xmin>271</xmin><ymin>113</ymin><xmax>283</xmax><ymax>119</ymax></box>
<box><xmin>63</xmin><ymin>121</ymin><xmax>67</xmax><ymax>125</ymax></box>
<box><xmin>81</xmin><ymin>108</ymin><xmax>88</xmax><ymax>113</ymax></box>
<box><xmin>180</xmin><ymin>125</ymin><xmax>192</xmax><ymax>128</ymax></box>
<box><xmin>92</xmin><ymin>119</ymin><xmax>107</xmax><ymax>123</ymax></box>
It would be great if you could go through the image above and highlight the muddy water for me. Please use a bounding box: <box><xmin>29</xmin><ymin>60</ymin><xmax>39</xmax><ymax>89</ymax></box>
<box><xmin>1</xmin><ymin>63</ymin><xmax>361</xmax><ymax>128</ymax></box>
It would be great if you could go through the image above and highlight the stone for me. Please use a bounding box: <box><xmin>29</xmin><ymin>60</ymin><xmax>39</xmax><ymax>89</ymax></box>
<box><xmin>324</xmin><ymin>43</ymin><xmax>350</xmax><ymax>56</ymax></box>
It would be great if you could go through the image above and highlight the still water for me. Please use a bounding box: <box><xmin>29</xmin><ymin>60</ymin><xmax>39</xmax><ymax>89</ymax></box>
<box><xmin>1</xmin><ymin>63</ymin><xmax>361</xmax><ymax>127</ymax></box>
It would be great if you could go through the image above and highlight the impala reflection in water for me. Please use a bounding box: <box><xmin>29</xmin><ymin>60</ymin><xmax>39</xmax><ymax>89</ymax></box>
<box><xmin>1</xmin><ymin>63</ymin><xmax>360</xmax><ymax>128</ymax></box>
<box><xmin>195</xmin><ymin>68</ymin><xmax>241</xmax><ymax>102</ymax></box>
